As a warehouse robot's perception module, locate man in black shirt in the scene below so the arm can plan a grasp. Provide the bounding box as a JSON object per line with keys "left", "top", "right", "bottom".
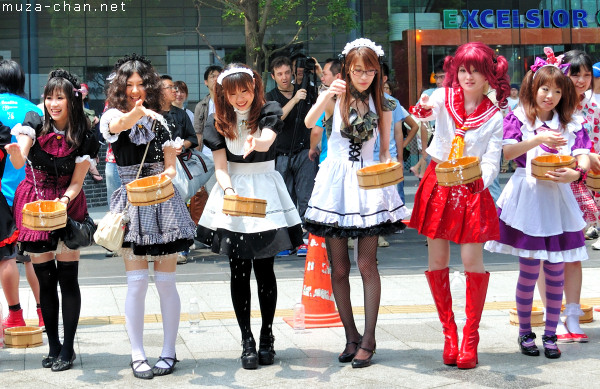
{"left": 266, "top": 56, "right": 317, "bottom": 256}
{"left": 160, "top": 75, "right": 198, "bottom": 150}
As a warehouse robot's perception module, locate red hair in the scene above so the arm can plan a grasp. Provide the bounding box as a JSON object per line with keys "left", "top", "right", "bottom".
{"left": 443, "top": 42, "right": 511, "bottom": 108}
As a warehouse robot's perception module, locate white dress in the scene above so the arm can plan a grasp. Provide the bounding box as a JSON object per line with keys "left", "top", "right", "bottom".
{"left": 197, "top": 103, "right": 304, "bottom": 259}
{"left": 304, "top": 97, "right": 408, "bottom": 237}
{"left": 484, "top": 107, "right": 589, "bottom": 262}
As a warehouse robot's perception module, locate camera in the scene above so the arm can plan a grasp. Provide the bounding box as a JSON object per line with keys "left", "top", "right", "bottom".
{"left": 296, "top": 57, "right": 316, "bottom": 72}
{"left": 295, "top": 56, "right": 317, "bottom": 105}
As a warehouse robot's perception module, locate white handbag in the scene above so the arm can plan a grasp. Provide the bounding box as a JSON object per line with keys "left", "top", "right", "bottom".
{"left": 94, "top": 129, "right": 153, "bottom": 252}
{"left": 93, "top": 211, "right": 127, "bottom": 252}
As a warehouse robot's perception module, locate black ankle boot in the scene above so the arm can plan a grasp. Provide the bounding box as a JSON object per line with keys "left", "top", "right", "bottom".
{"left": 241, "top": 338, "right": 258, "bottom": 369}
{"left": 258, "top": 335, "right": 276, "bottom": 365}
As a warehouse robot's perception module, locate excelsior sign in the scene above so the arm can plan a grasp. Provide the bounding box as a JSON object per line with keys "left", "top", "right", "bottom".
{"left": 443, "top": 9, "right": 597, "bottom": 29}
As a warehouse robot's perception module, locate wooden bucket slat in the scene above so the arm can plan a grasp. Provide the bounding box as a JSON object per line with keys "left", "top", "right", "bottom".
{"left": 223, "top": 195, "right": 267, "bottom": 218}
{"left": 586, "top": 171, "right": 600, "bottom": 192}
{"left": 21, "top": 200, "right": 67, "bottom": 231}
{"left": 357, "top": 162, "right": 404, "bottom": 190}
{"left": 126, "top": 176, "right": 175, "bottom": 206}
{"left": 4, "top": 326, "right": 44, "bottom": 348}
{"left": 435, "top": 156, "right": 481, "bottom": 187}
{"left": 531, "top": 155, "right": 575, "bottom": 180}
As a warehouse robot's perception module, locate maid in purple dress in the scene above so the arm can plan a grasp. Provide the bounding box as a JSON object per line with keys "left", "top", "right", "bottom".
{"left": 7, "top": 69, "right": 99, "bottom": 371}
{"left": 484, "top": 59, "right": 590, "bottom": 359}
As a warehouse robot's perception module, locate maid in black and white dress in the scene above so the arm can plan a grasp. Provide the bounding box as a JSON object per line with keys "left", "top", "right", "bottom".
{"left": 196, "top": 63, "right": 303, "bottom": 369}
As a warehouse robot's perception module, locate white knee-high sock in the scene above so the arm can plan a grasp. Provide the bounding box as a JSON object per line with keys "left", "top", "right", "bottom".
{"left": 155, "top": 271, "right": 180, "bottom": 367}
{"left": 125, "top": 269, "right": 150, "bottom": 371}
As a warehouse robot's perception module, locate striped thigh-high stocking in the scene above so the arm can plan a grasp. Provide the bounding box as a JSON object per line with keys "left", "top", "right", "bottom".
{"left": 542, "top": 261, "right": 565, "bottom": 337}
{"left": 516, "top": 257, "right": 541, "bottom": 336}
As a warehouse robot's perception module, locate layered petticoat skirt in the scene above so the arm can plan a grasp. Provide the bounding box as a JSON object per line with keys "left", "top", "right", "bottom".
{"left": 484, "top": 169, "right": 587, "bottom": 262}
{"left": 196, "top": 161, "right": 303, "bottom": 259}
{"left": 304, "top": 157, "right": 407, "bottom": 238}
{"left": 409, "top": 162, "right": 500, "bottom": 244}
{"left": 111, "top": 162, "right": 196, "bottom": 256}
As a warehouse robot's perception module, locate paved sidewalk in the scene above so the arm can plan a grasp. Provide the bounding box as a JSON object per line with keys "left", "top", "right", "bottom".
{"left": 3, "top": 269, "right": 600, "bottom": 388}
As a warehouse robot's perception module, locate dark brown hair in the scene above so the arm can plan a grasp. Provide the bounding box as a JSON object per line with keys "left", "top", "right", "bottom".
{"left": 41, "top": 70, "right": 90, "bottom": 148}
{"left": 214, "top": 63, "right": 265, "bottom": 139}
{"left": 174, "top": 80, "right": 188, "bottom": 95}
{"left": 519, "top": 66, "right": 578, "bottom": 128}
{"left": 106, "top": 57, "right": 161, "bottom": 112}
{"left": 339, "top": 46, "right": 384, "bottom": 129}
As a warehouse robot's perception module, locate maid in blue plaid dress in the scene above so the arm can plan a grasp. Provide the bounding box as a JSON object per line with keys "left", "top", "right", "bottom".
{"left": 100, "top": 54, "right": 195, "bottom": 379}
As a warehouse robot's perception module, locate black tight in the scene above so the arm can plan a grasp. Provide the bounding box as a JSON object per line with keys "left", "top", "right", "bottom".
{"left": 327, "top": 236, "right": 380, "bottom": 353}
{"left": 229, "top": 257, "right": 277, "bottom": 340}
{"left": 33, "top": 261, "right": 80, "bottom": 360}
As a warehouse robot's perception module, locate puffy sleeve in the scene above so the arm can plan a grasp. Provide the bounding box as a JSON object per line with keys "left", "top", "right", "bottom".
{"left": 479, "top": 112, "right": 503, "bottom": 189}
{"left": 503, "top": 112, "right": 523, "bottom": 145}
{"left": 75, "top": 130, "right": 101, "bottom": 166}
{"left": 202, "top": 114, "right": 226, "bottom": 151}
{"left": 572, "top": 126, "right": 592, "bottom": 157}
{"left": 99, "top": 108, "right": 124, "bottom": 143}
{"left": 258, "top": 101, "right": 284, "bottom": 134}
{"left": 11, "top": 110, "right": 43, "bottom": 142}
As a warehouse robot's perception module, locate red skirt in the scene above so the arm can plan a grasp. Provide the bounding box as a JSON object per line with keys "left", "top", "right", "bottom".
{"left": 409, "top": 161, "right": 500, "bottom": 244}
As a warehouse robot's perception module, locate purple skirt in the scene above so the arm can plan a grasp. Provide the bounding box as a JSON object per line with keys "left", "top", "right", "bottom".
{"left": 485, "top": 207, "right": 587, "bottom": 263}
{"left": 13, "top": 167, "right": 87, "bottom": 252}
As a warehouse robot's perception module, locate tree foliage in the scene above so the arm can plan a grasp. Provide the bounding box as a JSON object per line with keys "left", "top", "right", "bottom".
{"left": 195, "top": 0, "right": 357, "bottom": 72}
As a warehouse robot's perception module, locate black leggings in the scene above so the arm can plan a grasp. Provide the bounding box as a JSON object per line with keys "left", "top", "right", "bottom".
{"left": 33, "top": 260, "right": 80, "bottom": 360}
{"left": 229, "top": 257, "right": 277, "bottom": 341}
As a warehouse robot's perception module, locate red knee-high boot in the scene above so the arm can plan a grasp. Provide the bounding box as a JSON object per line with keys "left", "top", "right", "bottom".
{"left": 425, "top": 268, "right": 459, "bottom": 365}
{"left": 457, "top": 271, "right": 490, "bottom": 369}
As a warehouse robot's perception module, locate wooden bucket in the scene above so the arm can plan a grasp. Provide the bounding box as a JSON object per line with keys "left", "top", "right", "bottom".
{"left": 4, "top": 326, "right": 43, "bottom": 348}
{"left": 586, "top": 171, "right": 600, "bottom": 192}
{"left": 22, "top": 200, "right": 67, "bottom": 231}
{"left": 509, "top": 306, "right": 545, "bottom": 327}
{"left": 223, "top": 195, "right": 267, "bottom": 218}
{"left": 531, "top": 155, "right": 575, "bottom": 180}
{"left": 126, "top": 175, "right": 175, "bottom": 206}
{"left": 435, "top": 156, "right": 482, "bottom": 187}
{"left": 356, "top": 161, "right": 404, "bottom": 190}
{"left": 561, "top": 304, "right": 594, "bottom": 324}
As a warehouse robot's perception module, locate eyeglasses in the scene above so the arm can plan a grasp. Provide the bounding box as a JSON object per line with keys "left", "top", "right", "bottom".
{"left": 434, "top": 74, "right": 445, "bottom": 80}
{"left": 163, "top": 86, "right": 178, "bottom": 91}
{"left": 351, "top": 69, "right": 377, "bottom": 77}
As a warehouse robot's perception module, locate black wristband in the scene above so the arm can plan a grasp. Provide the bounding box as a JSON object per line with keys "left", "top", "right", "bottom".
{"left": 61, "top": 194, "right": 71, "bottom": 205}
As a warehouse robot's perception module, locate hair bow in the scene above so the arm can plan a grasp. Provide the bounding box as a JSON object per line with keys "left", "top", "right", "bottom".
{"left": 530, "top": 47, "right": 570, "bottom": 75}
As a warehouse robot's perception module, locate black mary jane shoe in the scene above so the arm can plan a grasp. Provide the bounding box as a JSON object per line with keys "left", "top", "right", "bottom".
{"left": 241, "top": 338, "right": 258, "bottom": 370}
{"left": 258, "top": 335, "right": 276, "bottom": 366}
{"left": 542, "top": 335, "right": 562, "bottom": 359}
{"left": 51, "top": 352, "right": 76, "bottom": 372}
{"left": 351, "top": 344, "right": 376, "bottom": 369}
{"left": 152, "top": 356, "right": 179, "bottom": 376}
{"left": 42, "top": 356, "right": 58, "bottom": 368}
{"left": 338, "top": 336, "right": 362, "bottom": 363}
{"left": 518, "top": 332, "right": 540, "bottom": 357}
{"left": 130, "top": 359, "right": 154, "bottom": 379}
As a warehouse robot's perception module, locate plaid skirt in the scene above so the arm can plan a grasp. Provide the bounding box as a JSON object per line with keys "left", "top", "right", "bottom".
{"left": 110, "top": 162, "right": 196, "bottom": 255}
{"left": 571, "top": 180, "right": 599, "bottom": 224}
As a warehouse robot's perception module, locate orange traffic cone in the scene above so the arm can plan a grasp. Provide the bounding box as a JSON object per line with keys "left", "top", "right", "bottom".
{"left": 284, "top": 234, "right": 343, "bottom": 328}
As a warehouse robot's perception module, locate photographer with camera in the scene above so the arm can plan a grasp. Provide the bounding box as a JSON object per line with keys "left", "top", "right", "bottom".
{"left": 267, "top": 56, "right": 318, "bottom": 256}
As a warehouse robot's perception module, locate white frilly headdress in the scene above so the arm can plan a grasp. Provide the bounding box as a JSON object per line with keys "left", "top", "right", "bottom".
{"left": 217, "top": 67, "right": 255, "bottom": 85}
{"left": 341, "top": 38, "right": 384, "bottom": 57}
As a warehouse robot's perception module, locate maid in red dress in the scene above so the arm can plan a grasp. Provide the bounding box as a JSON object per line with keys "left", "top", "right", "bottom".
{"left": 409, "top": 42, "right": 510, "bottom": 369}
